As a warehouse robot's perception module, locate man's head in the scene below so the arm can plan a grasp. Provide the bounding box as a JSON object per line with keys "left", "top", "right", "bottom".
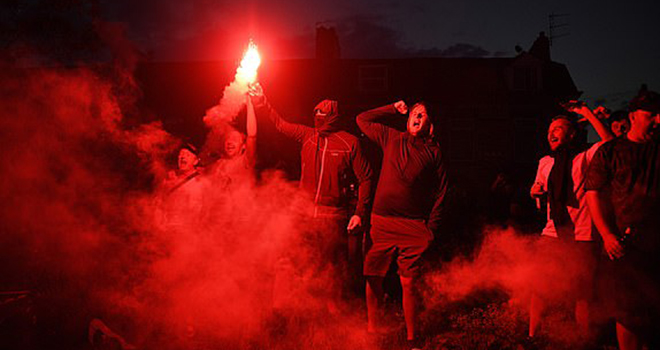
{"left": 178, "top": 146, "right": 199, "bottom": 172}
{"left": 314, "top": 99, "right": 339, "bottom": 132}
{"left": 547, "top": 115, "right": 577, "bottom": 151}
{"left": 628, "top": 89, "right": 660, "bottom": 141}
{"left": 609, "top": 110, "right": 631, "bottom": 137}
{"left": 224, "top": 129, "right": 246, "bottom": 158}
{"left": 407, "top": 102, "right": 434, "bottom": 137}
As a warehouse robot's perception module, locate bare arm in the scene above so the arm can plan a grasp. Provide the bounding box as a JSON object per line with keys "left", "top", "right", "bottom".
{"left": 245, "top": 96, "right": 257, "bottom": 168}
{"left": 571, "top": 105, "right": 614, "bottom": 142}
{"left": 586, "top": 190, "right": 624, "bottom": 259}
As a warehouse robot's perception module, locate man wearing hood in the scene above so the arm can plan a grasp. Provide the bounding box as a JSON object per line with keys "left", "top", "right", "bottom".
{"left": 357, "top": 100, "right": 448, "bottom": 349}
{"left": 249, "top": 83, "right": 373, "bottom": 302}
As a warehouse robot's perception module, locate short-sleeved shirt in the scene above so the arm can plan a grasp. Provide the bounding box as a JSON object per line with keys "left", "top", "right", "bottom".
{"left": 534, "top": 142, "right": 603, "bottom": 241}
{"left": 585, "top": 138, "right": 660, "bottom": 251}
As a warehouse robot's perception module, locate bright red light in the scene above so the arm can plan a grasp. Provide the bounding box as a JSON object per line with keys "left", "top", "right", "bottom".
{"left": 237, "top": 41, "right": 261, "bottom": 84}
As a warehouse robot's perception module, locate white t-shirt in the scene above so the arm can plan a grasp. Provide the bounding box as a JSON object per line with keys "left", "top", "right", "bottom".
{"left": 534, "top": 142, "right": 603, "bottom": 241}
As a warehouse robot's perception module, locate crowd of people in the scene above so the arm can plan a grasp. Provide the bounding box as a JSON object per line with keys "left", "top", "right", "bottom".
{"left": 157, "top": 82, "right": 660, "bottom": 350}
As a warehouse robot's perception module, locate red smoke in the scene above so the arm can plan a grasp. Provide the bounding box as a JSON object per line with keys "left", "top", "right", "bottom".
{"left": 0, "top": 58, "right": 370, "bottom": 349}
{"left": 203, "top": 41, "right": 261, "bottom": 129}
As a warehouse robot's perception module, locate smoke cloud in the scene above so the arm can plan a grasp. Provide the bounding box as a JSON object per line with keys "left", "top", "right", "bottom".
{"left": 421, "top": 226, "right": 605, "bottom": 348}
{"left": 0, "top": 51, "right": 370, "bottom": 349}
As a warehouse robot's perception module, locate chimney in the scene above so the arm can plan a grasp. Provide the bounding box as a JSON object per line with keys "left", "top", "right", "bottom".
{"left": 316, "top": 24, "right": 340, "bottom": 59}
{"left": 529, "top": 31, "right": 550, "bottom": 61}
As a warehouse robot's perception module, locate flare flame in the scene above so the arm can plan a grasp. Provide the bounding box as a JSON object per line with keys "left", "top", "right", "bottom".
{"left": 236, "top": 41, "right": 261, "bottom": 84}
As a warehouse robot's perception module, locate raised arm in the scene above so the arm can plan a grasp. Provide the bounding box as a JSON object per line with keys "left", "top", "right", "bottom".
{"left": 249, "top": 83, "right": 312, "bottom": 143}
{"left": 356, "top": 101, "right": 406, "bottom": 148}
{"left": 570, "top": 104, "right": 615, "bottom": 142}
{"left": 245, "top": 95, "right": 257, "bottom": 168}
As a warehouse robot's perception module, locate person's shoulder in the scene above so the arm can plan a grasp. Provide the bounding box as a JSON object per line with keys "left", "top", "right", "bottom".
{"left": 601, "top": 137, "right": 632, "bottom": 152}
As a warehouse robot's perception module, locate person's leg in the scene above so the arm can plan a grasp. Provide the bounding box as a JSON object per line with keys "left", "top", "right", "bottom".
{"left": 616, "top": 322, "right": 642, "bottom": 350}
{"left": 529, "top": 294, "right": 543, "bottom": 337}
{"left": 573, "top": 241, "right": 598, "bottom": 339}
{"left": 399, "top": 275, "right": 416, "bottom": 341}
{"left": 394, "top": 218, "right": 432, "bottom": 343}
{"left": 364, "top": 215, "right": 396, "bottom": 332}
{"left": 366, "top": 276, "right": 385, "bottom": 333}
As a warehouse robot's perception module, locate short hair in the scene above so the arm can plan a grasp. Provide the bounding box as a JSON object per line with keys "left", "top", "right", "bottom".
{"left": 410, "top": 101, "right": 440, "bottom": 121}
{"left": 181, "top": 143, "right": 198, "bottom": 155}
{"left": 551, "top": 114, "right": 578, "bottom": 131}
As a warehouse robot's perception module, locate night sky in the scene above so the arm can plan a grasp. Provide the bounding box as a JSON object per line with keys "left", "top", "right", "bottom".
{"left": 3, "top": 0, "right": 659, "bottom": 107}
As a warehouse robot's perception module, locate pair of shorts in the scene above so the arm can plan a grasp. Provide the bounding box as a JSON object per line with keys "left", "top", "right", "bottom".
{"left": 363, "top": 214, "right": 433, "bottom": 278}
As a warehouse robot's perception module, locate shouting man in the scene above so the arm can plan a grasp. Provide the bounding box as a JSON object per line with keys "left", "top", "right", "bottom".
{"left": 357, "top": 100, "right": 448, "bottom": 349}
{"left": 528, "top": 103, "right": 613, "bottom": 339}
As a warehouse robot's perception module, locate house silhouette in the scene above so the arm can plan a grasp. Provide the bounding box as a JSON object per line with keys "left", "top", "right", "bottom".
{"left": 136, "top": 32, "right": 580, "bottom": 195}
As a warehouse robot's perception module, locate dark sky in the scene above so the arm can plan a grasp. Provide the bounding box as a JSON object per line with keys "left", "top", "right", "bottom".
{"left": 5, "top": 0, "right": 659, "bottom": 108}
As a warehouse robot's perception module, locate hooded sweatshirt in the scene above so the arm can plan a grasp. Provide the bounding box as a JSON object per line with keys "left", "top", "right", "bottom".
{"left": 254, "top": 97, "right": 373, "bottom": 219}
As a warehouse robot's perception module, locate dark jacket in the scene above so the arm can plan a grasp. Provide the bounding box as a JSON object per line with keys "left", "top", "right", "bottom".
{"left": 357, "top": 104, "right": 448, "bottom": 234}
{"left": 254, "top": 98, "right": 373, "bottom": 219}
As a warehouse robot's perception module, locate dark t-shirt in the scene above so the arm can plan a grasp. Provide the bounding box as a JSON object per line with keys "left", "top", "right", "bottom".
{"left": 585, "top": 138, "right": 660, "bottom": 251}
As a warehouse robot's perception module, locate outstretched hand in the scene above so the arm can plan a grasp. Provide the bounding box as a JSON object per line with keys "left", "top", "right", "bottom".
{"left": 394, "top": 100, "right": 408, "bottom": 115}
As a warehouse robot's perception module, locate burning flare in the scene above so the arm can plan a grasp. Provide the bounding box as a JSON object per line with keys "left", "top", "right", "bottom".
{"left": 203, "top": 40, "right": 261, "bottom": 126}
{"left": 236, "top": 41, "right": 261, "bottom": 84}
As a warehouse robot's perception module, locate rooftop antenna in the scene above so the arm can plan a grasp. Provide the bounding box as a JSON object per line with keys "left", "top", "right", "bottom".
{"left": 548, "top": 13, "right": 570, "bottom": 46}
